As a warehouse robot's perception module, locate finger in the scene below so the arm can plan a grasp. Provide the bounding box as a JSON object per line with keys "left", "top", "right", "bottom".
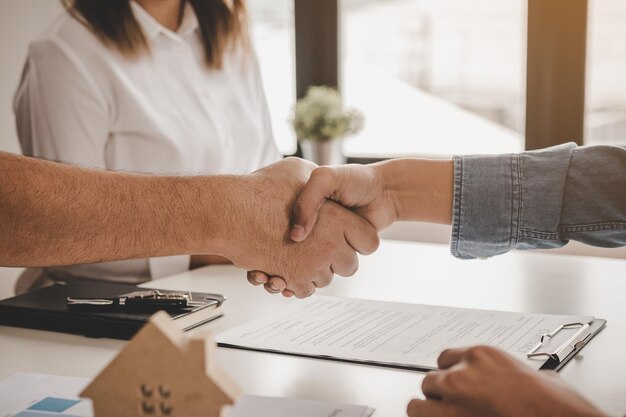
{"left": 421, "top": 371, "right": 446, "bottom": 400}
{"left": 264, "top": 282, "right": 281, "bottom": 294}
{"left": 465, "top": 345, "right": 512, "bottom": 366}
{"left": 342, "top": 212, "right": 380, "bottom": 256}
{"left": 247, "top": 271, "right": 268, "bottom": 286}
{"left": 438, "top": 347, "right": 470, "bottom": 369}
{"left": 313, "top": 268, "right": 335, "bottom": 287}
{"left": 284, "top": 266, "right": 331, "bottom": 298}
{"left": 247, "top": 273, "right": 261, "bottom": 287}
{"left": 330, "top": 250, "right": 359, "bottom": 278}
{"left": 267, "top": 276, "right": 287, "bottom": 292}
{"left": 295, "top": 287, "right": 316, "bottom": 299}
{"left": 406, "top": 398, "right": 447, "bottom": 417}
{"left": 287, "top": 278, "right": 318, "bottom": 299}
{"left": 281, "top": 273, "right": 317, "bottom": 298}
{"left": 282, "top": 289, "right": 295, "bottom": 298}
{"left": 291, "top": 167, "right": 337, "bottom": 242}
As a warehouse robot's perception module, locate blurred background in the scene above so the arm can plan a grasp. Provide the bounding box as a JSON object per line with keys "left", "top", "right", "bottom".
{"left": 3, "top": 0, "right": 625, "bottom": 157}
{"left": 248, "top": 0, "right": 626, "bottom": 157}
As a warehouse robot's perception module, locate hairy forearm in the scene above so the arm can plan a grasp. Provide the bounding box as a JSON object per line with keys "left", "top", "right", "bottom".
{"left": 0, "top": 152, "right": 241, "bottom": 267}
{"left": 375, "top": 158, "right": 454, "bottom": 225}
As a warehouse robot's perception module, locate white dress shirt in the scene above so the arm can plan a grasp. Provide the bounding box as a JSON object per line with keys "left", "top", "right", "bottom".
{"left": 14, "top": 2, "right": 280, "bottom": 283}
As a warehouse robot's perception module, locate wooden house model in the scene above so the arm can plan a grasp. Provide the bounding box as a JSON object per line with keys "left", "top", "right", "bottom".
{"left": 81, "top": 311, "right": 241, "bottom": 417}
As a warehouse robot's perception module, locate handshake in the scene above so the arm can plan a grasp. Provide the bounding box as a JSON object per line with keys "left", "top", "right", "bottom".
{"left": 218, "top": 157, "right": 453, "bottom": 298}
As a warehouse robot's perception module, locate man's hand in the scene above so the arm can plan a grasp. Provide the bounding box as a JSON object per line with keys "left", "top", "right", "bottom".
{"left": 224, "top": 158, "right": 379, "bottom": 298}
{"left": 407, "top": 346, "right": 607, "bottom": 417}
{"left": 248, "top": 162, "right": 395, "bottom": 296}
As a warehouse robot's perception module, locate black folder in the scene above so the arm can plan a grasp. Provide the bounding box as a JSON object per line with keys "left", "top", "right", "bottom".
{"left": 0, "top": 281, "right": 224, "bottom": 340}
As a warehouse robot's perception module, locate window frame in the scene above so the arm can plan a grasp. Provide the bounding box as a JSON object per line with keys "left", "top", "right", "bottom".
{"left": 293, "top": 0, "right": 588, "bottom": 154}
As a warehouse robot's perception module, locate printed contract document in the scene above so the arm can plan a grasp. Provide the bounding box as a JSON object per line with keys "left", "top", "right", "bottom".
{"left": 218, "top": 296, "right": 596, "bottom": 370}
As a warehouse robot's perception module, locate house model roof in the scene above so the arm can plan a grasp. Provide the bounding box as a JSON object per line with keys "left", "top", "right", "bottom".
{"left": 81, "top": 311, "right": 241, "bottom": 417}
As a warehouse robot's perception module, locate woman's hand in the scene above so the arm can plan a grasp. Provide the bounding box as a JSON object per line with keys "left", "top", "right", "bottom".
{"left": 290, "top": 163, "right": 399, "bottom": 242}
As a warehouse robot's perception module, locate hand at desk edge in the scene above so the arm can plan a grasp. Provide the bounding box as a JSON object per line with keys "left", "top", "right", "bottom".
{"left": 408, "top": 346, "right": 608, "bottom": 417}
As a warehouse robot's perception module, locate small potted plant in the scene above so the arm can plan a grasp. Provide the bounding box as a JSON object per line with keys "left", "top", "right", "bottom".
{"left": 291, "top": 86, "right": 364, "bottom": 165}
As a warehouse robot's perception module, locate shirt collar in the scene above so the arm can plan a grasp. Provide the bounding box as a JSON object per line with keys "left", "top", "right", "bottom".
{"left": 177, "top": 3, "right": 199, "bottom": 38}
{"left": 131, "top": 1, "right": 199, "bottom": 41}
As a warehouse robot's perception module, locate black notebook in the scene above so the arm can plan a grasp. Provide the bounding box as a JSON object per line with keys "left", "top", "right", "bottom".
{"left": 0, "top": 281, "right": 224, "bottom": 340}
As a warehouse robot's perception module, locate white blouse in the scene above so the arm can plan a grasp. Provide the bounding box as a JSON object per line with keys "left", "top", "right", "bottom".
{"left": 14, "top": 2, "right": 280, "bottom": 283}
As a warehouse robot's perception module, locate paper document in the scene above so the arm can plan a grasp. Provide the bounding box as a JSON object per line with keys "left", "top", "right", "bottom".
{"left": 0, "top": 373, "right": 374, "bottom": 417}
{"left": 230, "top": 395, "right": 374, "bottom": 417}
{"left": 0, "top": 373, "right": 92, "bottom": 417}
{"left": 218, "top": 296, "right": 594, "bottom": 370}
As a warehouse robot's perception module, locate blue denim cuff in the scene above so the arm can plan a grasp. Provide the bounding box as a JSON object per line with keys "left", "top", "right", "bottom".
{"left": 450, "top": 143, "right": 576, "bottom": 259}
{"left": 450, "top": 153, "right": 520, "bottom": 259}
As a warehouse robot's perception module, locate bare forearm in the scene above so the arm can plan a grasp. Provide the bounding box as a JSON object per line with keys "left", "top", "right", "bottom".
{"left": 375, "top": 158, "right": 454, "bottom": 225}
{"left": 0, "top": 153, "right": 239, "bottom": 267}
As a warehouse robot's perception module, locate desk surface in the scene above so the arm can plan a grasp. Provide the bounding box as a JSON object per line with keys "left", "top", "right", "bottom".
{"left": 1, "top": 241, "right": 625, "bottom": 416}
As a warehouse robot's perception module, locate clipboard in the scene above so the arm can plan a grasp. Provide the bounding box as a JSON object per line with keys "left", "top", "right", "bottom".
{"left": 530, "top": 318, "right": 606, "bottom": 371}
{"left": 216, "top": 296, "right": 607, "bottom": 373}
{"left": 218, "top": 320, "right": 606, "bottom": 372}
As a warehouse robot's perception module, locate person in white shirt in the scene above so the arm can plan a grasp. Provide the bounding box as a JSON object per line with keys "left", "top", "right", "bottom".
{"left": 14, "top": 0, "right": 280, "bottom": 285}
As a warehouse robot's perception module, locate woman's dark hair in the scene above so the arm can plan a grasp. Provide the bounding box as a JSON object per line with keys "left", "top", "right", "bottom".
{"left": 62, "top": 0, "right": 248, "bottom": 69}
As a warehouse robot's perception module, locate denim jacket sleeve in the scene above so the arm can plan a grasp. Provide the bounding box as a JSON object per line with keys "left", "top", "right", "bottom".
{"left": 451, "top": 143, "right": 626, "bottom": 259}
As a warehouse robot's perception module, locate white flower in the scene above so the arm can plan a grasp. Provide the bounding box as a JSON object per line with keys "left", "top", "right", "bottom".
{"left": 291, "top": 86, "right": 364, "bottom": 142}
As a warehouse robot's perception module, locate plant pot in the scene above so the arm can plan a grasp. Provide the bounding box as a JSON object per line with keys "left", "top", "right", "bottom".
{"left": 300, "top": 139, "right": 346, "bottom": 166}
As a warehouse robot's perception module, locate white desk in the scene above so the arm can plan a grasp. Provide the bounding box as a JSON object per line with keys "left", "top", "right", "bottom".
{"left": 1, "top": 241, "right": 625, "bottom": 416}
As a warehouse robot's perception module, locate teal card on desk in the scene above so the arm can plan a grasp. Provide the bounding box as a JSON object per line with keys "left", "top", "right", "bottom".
{"left": 15, "top": 397, "right": 83, "bottom": 417}
{"left": 27, "top": 397, "right": 80, "bottom": 412}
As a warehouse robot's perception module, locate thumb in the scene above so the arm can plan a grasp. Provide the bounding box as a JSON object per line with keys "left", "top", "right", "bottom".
{"left": 290, "top": 167, "right": 338, "bottom": 242}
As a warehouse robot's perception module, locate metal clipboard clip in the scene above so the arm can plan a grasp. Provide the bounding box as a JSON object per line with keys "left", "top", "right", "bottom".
{"left": 526, "top": 322, "right": 592, "bottom": 364}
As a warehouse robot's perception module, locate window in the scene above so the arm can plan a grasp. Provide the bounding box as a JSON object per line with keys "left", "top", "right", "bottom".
{"left": 341, "top": 0, "right": 525, "bottom": 158}
{"left": 585, "top": 0, "right": 626, "bottom": 146}
{"left": 248, "top": 0, "right": 298, "bottom": 155}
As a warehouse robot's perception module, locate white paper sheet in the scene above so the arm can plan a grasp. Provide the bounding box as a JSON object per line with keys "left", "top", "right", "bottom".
{"left": 0, "top": 373, "right": 374, "bottom": 417}
{"left": 218, "top": 296, "right": 594, "bottom": 370}
{"left": 0, "top": 373, "right": 92, "bottom": 417}
{"left": 230, "top": 395, "right": 374, "bottom": 417}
